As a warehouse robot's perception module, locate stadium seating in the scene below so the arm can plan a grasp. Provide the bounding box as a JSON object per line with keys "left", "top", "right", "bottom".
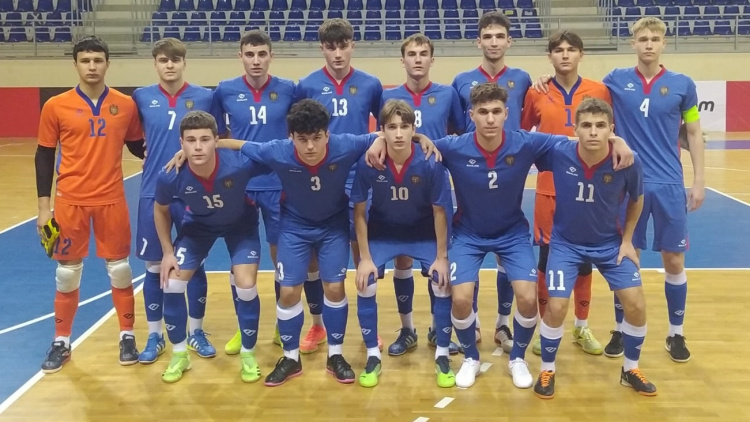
{"left": 609, "top": 1, "right": 750, "bottom": 37}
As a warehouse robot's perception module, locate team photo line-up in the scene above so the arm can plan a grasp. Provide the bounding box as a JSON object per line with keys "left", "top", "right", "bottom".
{"left": 33, "top": 10, "right": 704, "bottom": 400}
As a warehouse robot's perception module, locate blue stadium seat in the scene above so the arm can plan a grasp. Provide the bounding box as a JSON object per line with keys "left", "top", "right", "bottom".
{"left": 385, "top": 10, "right": 401, "bottom": 39}
{"left": 284, "top": 25, "right": 301, "bottom": 41}
{"left": 45, "top": 11, "right": 63, "bottom": 25}
{"left": 17, "top": 0, "right": 34, "bottom": 12}
{"left": 684, "top": 5, "right": 700, "bottom": 16}
{"left": 665, "top": 20, "right": 675, "bottom": 35}
{"left": 303, "top": 24, "right": 318, "bottom": 40}
{"left": 464, "top": 8, "right": 479, "bottom": 37}
{"left": 223, "top": 25, "right": 240, "bottom": 40}
{"left": 444, "top": 8, "right": 459, "bottom": 21}
{"left": 635, "top": 0, "right": 652, "bottom": 6}
{"left": 163, "top": 25, "right": 181, "bottom": 38}
{"left": 346, "top": 9, "right": 362, "bottom": 24}
{"left": 460, "top": 0, "right": 477, "bottom": 8}
{"left": 516, "top": 0, "right": 532, "bottom": 8}
{"left": 329, "top": 0, "right": 345, "bottom": 9}
{"left": 77, "top": 0, "right": 92, "bottom": 11}
{"left": 423, "top": 0, "right": 438, "bottom": 8}
{"left": 0, "top": 28, "right": 4, "bottom": 41}
{"left": 405, "top": 0, "right": 421, "bottom": 8}
{"left": 352, "top": 25, "right": 362, "bottom": 40}
{"left": 664, "top": 5, "right": 680, "bottom": 16}
{"left": 52, "top": 27, "right": 71, "bottom": 41}
{"left": 326, "top": 9, "right": 343, "bottom": 17}
{"left": 676, "top": 20, "right": 691, "bottom": 35}
{"left": 37, "top": 0, "right": 54, "bottom": 13}
{"left": 366, "top": 0, "right": 382, "bottom": 9}
{"left": 385, "top": 0, "right": 401, "bottom": 9}
{"left": 425, "top": 23, "right": 441, "bottom": 39}
{"left": 234, "top": 0, "right": 250, "bottom": 9}
{"left": 713, "top": 0, "right": 730, "bottom": 4}
{"left": 364, "top": 10, "right": 381, "bottom": 39}
{"left": 498, "top": 0, "right": 514, "bottom": 8}
{"left": 654, "top": 0, "right": 668, "bottom": 5}
{"left": 309, "top": 0, "right": 325, "bottom": 9}
{"left": 525, "top": 22, "right": 542, "bottom": 37}
{"left": 385, "top": 26, "right": 401, "bottom": 40}
{"left": 288, "top": 9, "right": 304, "bottom": 23}
{"left": 610, "top": 20, "right": 628, "bottom": 36}
{"left": 385, "top": 9, "right": 401, "bottom": 23}
{"left": 55, "top": 0, "right": 72, "bottom": 11}
{"left": 215, "top": 0, "right": 232, "bottom": 10}
{"left": 291, "top": 0, "right": 307, "bottom": 9}
{"left": 644, "top": 5, "right": 660, "bottom": 15}
{"left": 24, "top": 12, "right": 41, "bottom": 26}
{"left": 253, "top": 0, "right": 269, "bottom": 10}
{"left": 196, "top": 0, "right": 213, "bottom": 11}
{"left": 152, "top": 11, "right": 168, "bottom": 25}
{"left": 364, "top": 25, "right": 381, "bottom": 40}
{"left": 0, "top": 0, "right": 13, "bottom": 12}
{"left": 204, "top": 24, "right": 221, "bottom": 40}
{"left": 723, "top": 5, "right": 740, "bottom": 16}
{"left": 672, "top": 0, "right": 690, "bottom": 6}
{"left": 8, "top": 27, "right": 28, "bottom": 41}
{"left": 5, "top": 11, "right": 22, "bottom": 24}
{"left": 268, "top": 10, "right": 284, "bottom": 25}
{"left": 445, "top": 22, "right": 461, "bottom": 38}
{"left": 171, "top": 11, "right": 188, "bottom": 25}
{"left": 226, "top": 10, "right": 243, "bottom": 24}
{"left": 404, "top": 9, "right": 419, "bottom": 23}
{"left": 189, "top": 11, "right": 207, "bottom": 25}
{"left": 521, "top": 7, "right": 537, "bottom": 19}
{"left": 714, "top": 19, "right": 733, "bottom": 34}
{"left": 743, "top": 4, "right": 750, "bottom": 17}
{"left": 738, "top": 19, "right": 750, "bottom": 33}
{"left": 177, "top": 0, "right": 195, "bottom": 11}
{"left": 247, "top": 10, "right": 264, "bottom": 27}
{"left": 704, "top": 5, "right": 720, "bottom": 19}
{"left": 509, "top": 21, "right": 522, "bottom": 37}
{"left": 405, "top": 22, "right": 420, "bottom": 36}
{"left": 182, "top": 26, "right": 201, "bottom": 40}
{"left": 480, "top": 0, "right": 496, "bottom": 8}
{"left": 267, "top": 25, "right": 280, "bottom": 40}
{"left": 616, "top": 0, "right": 633, "bottom": 6}
{"left": 307, "top": 9, "right": 323, "bottom": 24}
{"left": 692, "top": 20, "right": 712, "bottom": 34}
{"left": 159, "top": 0, "right": 176, "bottom": 11}
{"left": 272, "top": 0, "right": 288, "bottom": 10}
{"left": 35, "top": 26, "right": 51, "bottom": 41}
{"left": 424, "top": 8, "right": 440, "bottom": 22}
{"left": 441, "top": 0, "right": 458, "bottom": 8}
{"left": 693, "top": 0, "right": 709, "bottom": 5}
{"left": 624, "top": 6, "right": 640, "bottom": 20}
{"left": 347, "top": 0, "right": 363, "bottom": 8}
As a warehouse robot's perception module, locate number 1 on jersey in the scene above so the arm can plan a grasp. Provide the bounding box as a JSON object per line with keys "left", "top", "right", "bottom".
{"left": 575, "top": 182, "right": 595, "bottom": 203}
{"left": 640, "top": 98, "right": 650, "bottom": 118}
{"left": 331, "top": 98, "right": 348, "bottom": 117}
{"left": 249, "top": 105, "right": 267, "bottom": 125}
{"left": 564, "top": 108, "right": 572, "bottom": 127}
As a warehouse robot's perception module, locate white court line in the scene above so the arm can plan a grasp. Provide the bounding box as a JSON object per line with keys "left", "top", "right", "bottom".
{"left": 0, "top": 281, "right": 145, "bottom": 415}
{"left": 705, "top": 166, "right": 750, "bottom": 173}
{"left": 708, "top": 187, "right": 750, "bottom": 208}
{"left": 0, "top": 275, "right": 145, "bottom": 336}
{"left": 479, "top": 362, "right": 492, "bottom": 373}
{"left": 413, "top": 417, "right": 429, "bottom": 422}
{"left": 492, "top": 348, "right": 504, "bottom": 357}
{"left": 433, "top": 397, "right": 454, "bottom": 409}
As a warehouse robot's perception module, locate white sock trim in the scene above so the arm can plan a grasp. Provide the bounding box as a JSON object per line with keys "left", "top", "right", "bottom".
{"left": 307, "top": 271, "right": 320, "bottom": 281}
{"left": 621, "top": 320, "right": 647, "bottom": 337}
{"left": 539, "top": 321, "right": 564, "bottom": 340}
{"left": 393, "top": 268, "right": 412, "bottom": 279}
{"left": 514, "top": 310, "right": 537, "bottom": 329}
{"left": 323, "top": 296, "right": 348, "bottom": 308}
{"left": 451, "top": 311, "right": 476, "bottom": 330}
{"left": 665, "top": 270, "right": 687, "bottom": 285}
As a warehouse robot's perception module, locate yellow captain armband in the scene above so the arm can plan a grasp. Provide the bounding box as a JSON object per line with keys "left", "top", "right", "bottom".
{"left": 682, "top": 106, "right": 700, "bottom": 123}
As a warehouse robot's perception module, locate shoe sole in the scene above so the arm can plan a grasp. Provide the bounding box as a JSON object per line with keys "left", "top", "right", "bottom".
{"left": 139, "top": 347, "right": 166, "bottom": 365}
{"left": 620, "top": 379, "right": 658, "bottom": 396}
{"left": 574, "top": 341, "right": 603, "bottom": 356}
{"left": 327, "top": 368, "right": 355, "bottom": 384}
{"left": 535, "top": 391, "right": 555, "bottom": 399}
{"left": 664, "top": 344, "right": 691, "bottom": 362}
{"left": 41, "top": 355, "right": 70, "bottom": 374}
{"left": 387, "top": 342, "right": 417, "bottom": 357}
{"left": 120, "top": 358, "right": 139, "bottom": 366}
{"left": 188, "top": 346, "right": 217, "bottom": 359}
{"left": 604, "top": 350, "right": 624, "bottom": 358}
{"left": 241, "top": 372, "right": 262, "bottom": 383}
{"left": 264, "top": 369, "right": 303, "bottom": 387}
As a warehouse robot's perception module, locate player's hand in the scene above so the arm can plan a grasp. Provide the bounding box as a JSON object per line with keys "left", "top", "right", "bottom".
{"left": 688, "top": 181, "right": 705, "bottom": 211}
{"left": 164, "top": 150, "right": 187, "bottom": 173}
{"left": 36, "top": 209, "right": 53, "bottom": 237}
{"left": 415, "top": 134, "right": 442, "bottom": 162}
{"left": 610, "top": 136, "right": 634, "bottom": 170}
{"left": 365, "top": 137, "right": 387, "bottom": 170}
{"left": 160, "top": 253, "right": 180, "bottom": 288}
{"left": 355, "top": 259, "right": 378, "bottom": 292}
{"left": 429, "top": 256, "right": 450, "bottom": 289}
{"left": 617, "top": 241, "right": 640, "bottom": 268}
{"left": 533, "top": 75, "right": 553, "bottom": 93}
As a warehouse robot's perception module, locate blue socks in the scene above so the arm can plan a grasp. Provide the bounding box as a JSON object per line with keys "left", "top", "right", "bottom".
{"left": 235, "top": 286, "right": 260, "bottom": 350}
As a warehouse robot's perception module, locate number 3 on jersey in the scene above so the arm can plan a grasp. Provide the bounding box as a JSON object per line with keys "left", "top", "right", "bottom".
{"left": 310, "top": 176, "right": 321, "bottom": 191}
{"left": 331, "top": 98, "right": 348, "bottom": 117}
{"left": 640, "top": 98, "right": 650, "bottom": 118}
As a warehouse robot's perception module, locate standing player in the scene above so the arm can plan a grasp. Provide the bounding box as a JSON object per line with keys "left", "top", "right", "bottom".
{"left": 601, "top": 17, "right": 705, "bottom": 362}
{"left": 532, "top": 98, "right": 656, "bottom": 398}
{"left": 133, "top": 38, "right": 224, "bottom": 364}
{"left": 213, "top": 30, "right": 296, "bottom": 354}
{"left": 352, "top": 100, "right": 453, "bottom": 388}
{"left": 379, "top": 33, "right": 464, "bottom": 356}
{"left": 451, "top": 11, "right": 533, "bottom": 350}
{"left": 520, "top": 30, "right": 610, "bottom": 356}
{"left": 35, "top": 36, "right": 143, "bottom": 373}
{"left": 155, "top": 111, "right": 269, "bottom": 383}
{"left": 294, "top": 18, "right": 383, "bottom": 353}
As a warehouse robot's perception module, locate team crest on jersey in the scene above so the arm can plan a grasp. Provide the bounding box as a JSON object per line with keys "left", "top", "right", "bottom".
{"left": 505, "top": 155, "right": 515, "bottom": 166}
{"left": 109, "top": 104, "right": 119, "bottom": 115}
{"left": 428, "top": 96, "right": 436, "bottom": 105}
{"left": 224, "top": 179, "right": 233, "bottom": 188}
{"left": 269, "top": 92, "right": 278, "bottom": 101}
{"left": 411, "top": 176, "right": 421, "bottom": 184}
{"left": 349, "top": 86, "right": 358, "bottom": 95}
{"left": 660, "top": 87, "right": 669, "bottom": 96}
{"left": 185, "top": 100, "right": 194, "bottom": 110}
{"left": 329, "top": 164, "right": 337, "bottom": 171}
{"left": 603, "top": 174, "right": 613, "bottom": 184}
{"left": 507, "top": 80, "right": 515, "bottom": 89}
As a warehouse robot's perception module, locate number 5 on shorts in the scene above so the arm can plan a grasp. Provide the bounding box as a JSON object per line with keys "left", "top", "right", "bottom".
{"left": 175, "top": 247, "right": 186, "bottom": 265}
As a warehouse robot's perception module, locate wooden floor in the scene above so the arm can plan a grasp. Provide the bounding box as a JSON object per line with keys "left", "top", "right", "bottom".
{"left": 1, "top": 134, "right": 749, "bottom": 422}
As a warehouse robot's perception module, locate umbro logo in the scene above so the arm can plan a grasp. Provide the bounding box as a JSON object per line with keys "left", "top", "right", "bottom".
{"left": 309, "top": 303, "right": 319, "bottom": 309}
{"left": 376, "top": 175, "right": 388, "bottom": 183}
{"left": 566, "top": 166, "right": 579, "bottom": 177}
{"left": 340, "top": 268, "right": 347, "bottom": 275}
{"left": 243, "top": 329, "right": 257, "bottom": 336}
{"left": 460, "top": 343, "right": 472, "bottom": 349}
{"left": 545, "top": 347, "right": 557, "bottom": 353}
{"left": 615, "top": 303, "right": 624, "bottom": 310}
{"left": 198, "top": 297, "right": 207, "bottom": 304}
{"left": 237, "top": 93, "right": 247, "bottom": 102}
{"left": 281, "top": 335, "right": 293, "bottom": 342}
{"left": 149, "top": 99, "right": 160, "bottom": 108}
{"left": 466, "top": 158, "right": 479, "bottom": 168}
{"left": 502, "top": 302, "right": 512, "bottom": 309}
{"left": 579, "top": 301, "right": 590, "bottom": 307}
{"left": 322, "top": 87, "right": 332, "bottom": 95}
{"left": 674, "top": 310, "right": 685, "bottom": 316}
{"left": 517, "top": 342, "right": 528, "bottom": 348}
{"left": 165, "top": 324, "right": 176, "bottom": 331}
{"left": 625, "top": 83, "right": 636, "bottom": 91}
{"left": 397, "top": 295, "right": 409, "bottom": 302}
{"left": 361, "top": 328, "right": 371, "bottom": 335}
{"left": 148, "top": 303, "right": 160, "bottom": 311}
{"left": 442, "top": 327, "right": 452, "bottom": 334}
{"left": 636, "top": 344, "right": 643, "bottom": 350}
{"left": 331, "top": 333, "right": 344, "bottom": 340}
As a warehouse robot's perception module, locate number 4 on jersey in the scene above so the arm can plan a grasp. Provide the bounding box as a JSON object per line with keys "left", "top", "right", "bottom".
{"left": 640, "top": 98, "right": 650, "bottom": 118}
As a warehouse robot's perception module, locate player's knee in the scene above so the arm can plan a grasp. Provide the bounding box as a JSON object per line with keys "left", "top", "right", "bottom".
{"left": 452, "top": 293, "right": 473, "bottom": 316}
{"left": 538, "top": 244, "right": 549, "bottom": 272}
{"left": 430, "top": 282, "right": 451, "bottom": 298}
{"left": 106, "top": 258, "right": 133, "bottom": 289}
{"left": 55, "top": 262, "right": 83, "bottom": 293}
{"left": 358, "top": 282, "right": 377, "bottom": 298}
{"left": 546, "top": 298, "right": 568, "bottom": 322}
{"left": 662, "top": 252, "right": 685, "bottom": 274}
{"left": 323, "top": 282, "right": 346, "bottom": 302}
{"left": 394, "top": 256, "right": 413, "bottom": 270}
{"left": 163, "top": 280, "right": 188, "bottom": 294}
{"left": 514, "top": 288, "right": 538, "bottom": 315}
{"left": 145, "top": 261, "right": 160, "bottom": 274}
{"left": 578, "top": 262, "right": 593, "bottom": 276}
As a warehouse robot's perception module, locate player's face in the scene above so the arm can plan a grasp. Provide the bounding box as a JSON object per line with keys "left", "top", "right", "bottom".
{"left": 382, "top": 115, "right": 415, "bottom": 154}
{"left": 631, "top": 29, "right": 666, "bottom": 64}
{"left": 574, "top": 113, "right": 614, "bottom": 153}
{"left": 74, "top": 51, "right": 109, "bottom": 85}
{"left": 469, "top": 100, "right": 507, "bottom": 139}
{"left": 240, "top": 44, "right": 273, "bottom": 78}
{"left": 401, "top": 42, "right": 433, "bottom": 79}
{"left": 181, "top": 129, "right": 218, "bottom": 166}
{"left": 292, "top": 130, "right": 329, "bottom": 164}
{"left": 548, "top": 41, "right": 582, "bottom": 75}
{"left": 477, "top": 25, "right": 511, "bottom": 62}
{"left": 154, "top": 54, "right": 185, "bottom": 83}
{"left": 321, "top": 41, "right": 354, "bottom": 72}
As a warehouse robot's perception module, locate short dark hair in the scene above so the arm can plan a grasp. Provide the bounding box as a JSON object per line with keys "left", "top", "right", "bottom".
{"left": 478, "top": 11, "right": 511, "bottom": 34}
{"left": 152, "top": 37, "right": 186, "bottom": 60}
{"left": 547, "top": 30, "right": 584, "bottom": 52}
{"left": 470, "top": 83, "right": 508, "bottom": 108}
{"left": 73, "top": 36, "right": 109, "bottom": 62}
{"left": 287, "top": 99, "right": 330, "bottom": 135}
{"left": 319, "top": 18, "right": 354, "bottom": 46}
{"left": 575, "top": 98, "right": 614, "bottom": 124}
{"left": 180, "top": 110, "right": 218, "bottom": 137}
{"left": 400, "top": 33, "right": 434, "bottom": 57}
{"left": 240, "top": 29, "right": 272, "bottom": 51}
{"left": 380, "top": 99, "right": 416, "bottom": 127}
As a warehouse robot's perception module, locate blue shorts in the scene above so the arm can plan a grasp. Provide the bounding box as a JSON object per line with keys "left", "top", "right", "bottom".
{"left": 173, "top": 215, "right": 261, "bottom": 272}
{"left": 634, "top": 183, "right": 688, "bottom": 253}
{"left": 450, "top": 230, "right": 538, "bottom": 285}
{"left": 247, "top": 189, "right": 281, "bottom": 245}
{"left": 371, "top": 239, "right": 437, "bottom": 285}
{"left": 136, "top": 197, "right": 187, "bottom": 262}
{"left": 276, "top": 216, "right": 350, "bottom": 287}
{"left": 546, "top": 241, "right": 642, "bottom": 298}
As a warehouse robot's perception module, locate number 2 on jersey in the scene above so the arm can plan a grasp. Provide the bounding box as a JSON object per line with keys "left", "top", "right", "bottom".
{"left": 488, "top": 171, "right": 498, "bottom": 189}
{"left": 639, "top": 98, "right": 650, "bottom": 118}
{"left": 88, "top": 118, "right": 106, "bottom": 137}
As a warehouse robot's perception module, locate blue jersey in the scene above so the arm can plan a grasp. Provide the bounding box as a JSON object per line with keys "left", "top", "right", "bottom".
{"left": 154, "top": 149, "right": 268, "bottom": 228}
{"left": 537, "top": 140, "right": 644, "bottom": 248}
{"left": 451, "top": 66, "right": 532, "bottom": 132}
{"left": 133, "top": 83, "right": 224, "bottom": 198}
{"left": 351, "top": 145, "right": 451, "bottom": 241}
{"left": 214, "top": 75, "right": 296, "bottom": 191}
{"left": 603, "top": 66, "right": 698, "bottom": 185}
{"left": 380, "top": 82, "right": 465, "bottom": 139}
{"left": 240, "top": 133, "right": 376, "bottom": 226}
{"left": 295, "top": 67, "right": 383, "bottom": 135}
{"left": 435, "top": 130, "right": 567, "bottom": 238}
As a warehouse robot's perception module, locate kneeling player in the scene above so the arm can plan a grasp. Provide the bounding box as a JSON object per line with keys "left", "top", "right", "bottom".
{"left": 155, "top": 111, "right": 269, "bottom": 383}
{"left": 532, "top": 98, "right": 656, "bottom": 399}
{"left": 353, "top": 100, "right": 453, "bottom": 388}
